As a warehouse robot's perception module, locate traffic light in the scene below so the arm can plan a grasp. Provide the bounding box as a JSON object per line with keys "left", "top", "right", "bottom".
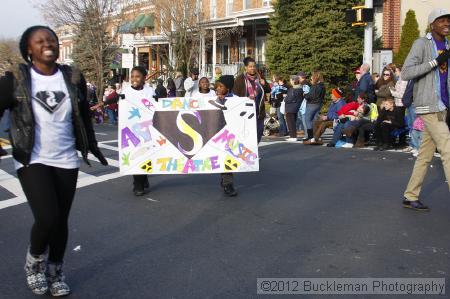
{"left": 346, "top": 6, "right": 374, "bottom": 27}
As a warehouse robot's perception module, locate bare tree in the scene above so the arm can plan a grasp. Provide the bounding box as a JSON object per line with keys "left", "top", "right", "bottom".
{"left": 35, "top": 0, "right": 134, "bottom": 97}
{"left": 149, "top": 0, "right": 203, "bottom": 76}
{"left": 0, "top": 39, "right": 22, "bottom": 75}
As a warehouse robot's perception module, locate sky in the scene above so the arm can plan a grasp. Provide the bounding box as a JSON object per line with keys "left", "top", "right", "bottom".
{"left": 0, "top": 0, "right": 46, "bottom": 39}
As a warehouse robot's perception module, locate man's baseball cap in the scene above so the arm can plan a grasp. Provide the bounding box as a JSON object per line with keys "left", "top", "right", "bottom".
{"left": 428, "top": 8, "right": 450, "bottom": 25}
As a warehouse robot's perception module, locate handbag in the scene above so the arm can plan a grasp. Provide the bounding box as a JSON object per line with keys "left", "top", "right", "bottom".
{"left": 280, "top": 100, "right": 286, "bottom": 114}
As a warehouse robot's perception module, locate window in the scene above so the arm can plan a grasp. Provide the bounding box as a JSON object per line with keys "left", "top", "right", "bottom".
{"left": 226, "top": 0, "right": 233, "bottom": 16}
{"left": 219, "top": 43, "right": 230, "bottom": 64}
{"left": 210, "top": 0, "right": 217, "bottom": 19}
{"left": 239, "top": 39, "right": 246, "bottom": 62}
{"left": 255, "top": 38, "right": 266, "bottom": 64}
{"left": 243, "top": 0, "right": 251, "bottom": 10}
{"left": 262, "top": 0, "right": 271, "bottom": 7}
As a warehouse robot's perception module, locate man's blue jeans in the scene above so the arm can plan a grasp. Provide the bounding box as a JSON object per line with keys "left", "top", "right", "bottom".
{"left": 106, "top": 107, "right": 117, "bottom": 125}
{"left": 277, "top": 107, "right": 287, "bottom": 135}
{"left": 331, "top": 120, "right": 359, "bottom": 144}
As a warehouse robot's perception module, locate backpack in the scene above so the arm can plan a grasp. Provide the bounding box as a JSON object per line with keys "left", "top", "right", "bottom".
{"left": 401, "top": 80, "right": 414, "bottom": 108}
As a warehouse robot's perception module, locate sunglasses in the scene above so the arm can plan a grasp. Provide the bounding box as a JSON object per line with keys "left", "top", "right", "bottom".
{"left": 383, "top": 73, "right": 391, "bottom": 76}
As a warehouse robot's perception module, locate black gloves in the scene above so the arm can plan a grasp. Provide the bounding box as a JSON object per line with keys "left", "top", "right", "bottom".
{"left": 436, "top": 49, "right": 450, "bottom": 66}
{"left": 89, "top": 143, "right": 108, "bottom": 166}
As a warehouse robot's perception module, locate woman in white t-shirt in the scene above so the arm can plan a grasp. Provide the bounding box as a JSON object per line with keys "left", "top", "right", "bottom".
{"left": 122, "top": 66, "right": 155, "bottom": 196}
{"left": 0, "top": 26, "right": 108, "bottom": 297}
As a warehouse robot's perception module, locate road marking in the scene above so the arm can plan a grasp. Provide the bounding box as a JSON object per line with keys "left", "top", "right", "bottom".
{"left": 98, "top": 139, "right": 118, "bottom": 144}
{"left": 0, "top": 169, "right": 24, "bottom": 197}
{"left": 95, "top": 132, "right": 108, "bottom": 136}
{"left": 98, "top": 143, "right": 119, "bottom": 151}
{"left": 146, "top": 197, "right": 159, "bottom": 202}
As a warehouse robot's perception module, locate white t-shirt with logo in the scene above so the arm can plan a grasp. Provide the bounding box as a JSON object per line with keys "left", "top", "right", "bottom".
{"left": 14, "top": 69, "right": 79, "bottom": 170}
{"left": 122, "top": 85, "right": 155, "bottom": 102}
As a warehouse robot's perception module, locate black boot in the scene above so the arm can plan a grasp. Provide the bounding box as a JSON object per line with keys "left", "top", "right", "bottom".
{"left": 223, "top": 184, "right": 238, "bottom": 197}
{"left": 303, "top": 129, "right": 313, "bottom": 141}
{"left": 24, "top": 249, "right": 48, "bottom": 295}
{"left": 46, "top": 262, "right": 70, "bottom": 297}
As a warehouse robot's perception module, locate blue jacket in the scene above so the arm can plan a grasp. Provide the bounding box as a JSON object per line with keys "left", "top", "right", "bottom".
{"left": 355, "top": 73, "right": 375, "bottom": 102}
{"left": 326, "top": 98, "right": 346, "bottom": 120}
{"left": 284, "top": 87, "right": 303, "bottom": 114}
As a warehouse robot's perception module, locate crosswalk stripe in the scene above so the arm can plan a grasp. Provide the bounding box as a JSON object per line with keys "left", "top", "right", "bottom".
{"left": 0, "top": 169, "right": 24, "bottom": 197}
{"left": 98, "top": 143, "right": 119, "bottom": 151}
{"left": 0, "top": 196, "right": 27, "bottom": 210}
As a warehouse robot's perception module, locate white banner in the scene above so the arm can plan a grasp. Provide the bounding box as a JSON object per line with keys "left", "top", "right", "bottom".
{"left": 118, "top": 96, "right": 259, "bottom": 175}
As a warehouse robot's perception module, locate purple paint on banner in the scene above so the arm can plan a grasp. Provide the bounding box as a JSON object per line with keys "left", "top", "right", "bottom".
{"left": 121, "top": 127, "right": 140, "bottom": 148}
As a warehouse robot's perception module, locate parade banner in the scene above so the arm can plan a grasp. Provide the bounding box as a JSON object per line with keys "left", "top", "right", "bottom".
{"left": 119, "top": 96, "right": 259, "bottom": 175}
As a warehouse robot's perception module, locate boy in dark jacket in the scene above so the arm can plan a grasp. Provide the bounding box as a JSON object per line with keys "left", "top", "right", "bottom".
{"left": 374, "top": 98, "right": 405, "bottom": 151}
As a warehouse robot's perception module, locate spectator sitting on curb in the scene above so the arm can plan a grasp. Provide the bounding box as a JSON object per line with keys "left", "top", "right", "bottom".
{"left": 327, "top": 93, "right": 367, "bottom": 147}
{"left": 373, "top": 97, "right": 405, "bottom": 151}
{"left": 304, "top": 88, "right": 345, "bottom": 145}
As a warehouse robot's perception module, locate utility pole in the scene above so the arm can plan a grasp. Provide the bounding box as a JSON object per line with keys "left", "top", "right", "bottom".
{"left": 364, "top": 0, "right": 373, "bottom": 71}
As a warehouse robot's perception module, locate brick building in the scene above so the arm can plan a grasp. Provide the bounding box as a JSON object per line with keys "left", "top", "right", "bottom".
{"left": 199, "top": 0, "right": 273, "bottom": 75}
{"left": 55, "top": 25, "right": 75, "bottom": 65}
{"left": 376, "top": 0, "right": 450, "bottom": 52}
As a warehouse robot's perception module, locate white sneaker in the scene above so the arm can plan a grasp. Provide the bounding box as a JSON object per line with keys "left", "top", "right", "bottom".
{"left": 402, "top": 146, "right": 413, "bottom": 153}
{"left": 341, "top": 142, "right": 354, "bottom": 148}
{"left": 411, "top": 149, "right": 419, "bottom": 157}
{"left": 286, "top": 138, "right": 298, "bottom": 142}
{"left": 309, "top": 138, "right": 315, "bottom": 143}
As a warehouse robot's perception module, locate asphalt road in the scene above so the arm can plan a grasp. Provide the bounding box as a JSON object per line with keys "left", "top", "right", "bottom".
{"left": 0, "top": 123, "right": 449, "bottom": 299}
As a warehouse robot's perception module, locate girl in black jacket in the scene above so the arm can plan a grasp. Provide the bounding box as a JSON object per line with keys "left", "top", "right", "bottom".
{"left": 284, "top": 76, "right": 303, "bottom": 141}
{"left": 0, "top": 26, "right": 107, "bottom": 297}
{"left": 303, "top": 71, "right": 326, "bottom": 141}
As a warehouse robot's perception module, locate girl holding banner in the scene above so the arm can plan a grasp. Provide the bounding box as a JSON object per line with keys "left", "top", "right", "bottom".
{"left": 122, "top": 66, "right": 155, "bottom": 196}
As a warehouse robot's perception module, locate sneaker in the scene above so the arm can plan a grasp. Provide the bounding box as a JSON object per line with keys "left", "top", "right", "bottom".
{"left": 411, "top": 149, "right": 419, "bottom": 157}
{"left": 24, "top": 250, "right": 48, "bottom": 295}
{"left": 373, "top": 145, "right": 383, "bottom": 151}
{"left": 402, "top": 146, "right": 413, "bottom": 153}
{"left": 326, "top": 143, "right": 335, "bottom": 148}
{"left": 46, "top": 262, "right": 71, "bottom": 297}
{"left": 133, "top": 188, "right": 146, "bottom": 196}
{"left": 341, "top": 142, "right": 354, "bottom": 148}
{"left": 223, "top": 184, "right": 237, "bottom": 197}
{"left": 286, "top": 137, "right": 298, "bottom": 142}
{"left": 402, "top": 199, "right": 429, "bottom": 211}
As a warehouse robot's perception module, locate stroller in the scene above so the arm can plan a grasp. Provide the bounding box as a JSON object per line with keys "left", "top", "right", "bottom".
{"left": 263, "top": 108, "right": 280, "bottom": 137}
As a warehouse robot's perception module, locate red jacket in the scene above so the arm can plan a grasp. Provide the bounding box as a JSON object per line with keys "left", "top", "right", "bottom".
{"left": 338, "top": 102, "right": 360, "bottom": 117}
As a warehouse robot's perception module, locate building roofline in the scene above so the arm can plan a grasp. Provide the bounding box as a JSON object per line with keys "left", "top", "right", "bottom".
{"left": 202, "top": 7, "right": 273, "bottom": 29}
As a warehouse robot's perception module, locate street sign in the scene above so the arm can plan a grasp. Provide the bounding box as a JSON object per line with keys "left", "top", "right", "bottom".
{"left": 121, "top": 34, "right": 134, "bottom": 48}
{"left": 122, "top": 53, "right": 134, "bottom": 69}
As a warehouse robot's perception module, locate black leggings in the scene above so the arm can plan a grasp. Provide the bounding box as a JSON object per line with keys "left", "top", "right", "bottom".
{"left": 17, "top": 164, "right": 78, "bottom": 263}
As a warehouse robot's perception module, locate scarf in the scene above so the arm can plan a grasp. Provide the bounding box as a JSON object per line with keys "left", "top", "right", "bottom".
{"left": 244, "top": 73, "right": 259, "bottom": 100}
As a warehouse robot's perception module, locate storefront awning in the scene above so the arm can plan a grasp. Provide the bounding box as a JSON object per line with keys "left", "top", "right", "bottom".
{"left": 132, "top": 14, "right": 154, "bottom": 29}
{"left": 118, "top": 21, "right": 133, "bottom": 33}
